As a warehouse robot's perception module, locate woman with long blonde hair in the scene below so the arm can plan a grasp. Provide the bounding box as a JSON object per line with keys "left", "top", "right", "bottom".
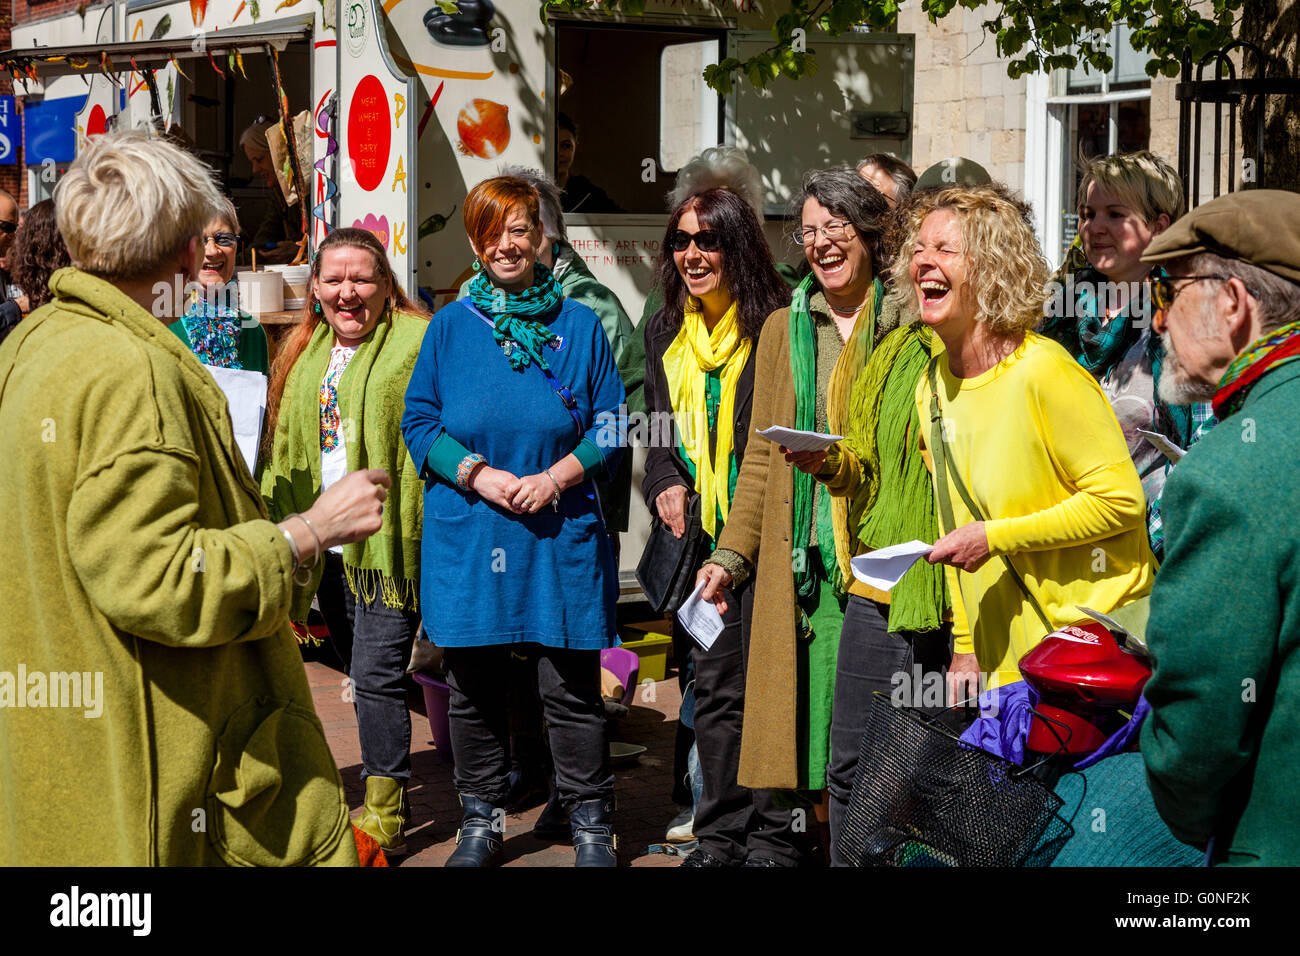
{"left": 904, "top": 187, "right": 1156, "bottom": 700}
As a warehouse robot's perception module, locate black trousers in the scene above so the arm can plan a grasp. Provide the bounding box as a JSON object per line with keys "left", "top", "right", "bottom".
{"left": 701, "top": 582, "right": 821, "bottom": 866}
{"left": 445, "top": 644, "right": 613, "bottom": 811}
{"left": 826, "top": 595, "right": 951, "bottom": 866}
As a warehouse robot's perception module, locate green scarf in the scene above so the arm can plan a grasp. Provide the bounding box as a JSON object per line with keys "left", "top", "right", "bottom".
{"left": 260, "top": 312, "right": 427, "bottom": 623}
{"left": 845, "top": 324, "right": 948, "bottom": 632}
{"left": 466, "top": 261, "right": 565, "bottom": 371}
{"left": 789, "top": 273, "right": 882, "bottom": 600}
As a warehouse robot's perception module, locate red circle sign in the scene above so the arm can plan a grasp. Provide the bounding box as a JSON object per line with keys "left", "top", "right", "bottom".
{"left": 87, "top": 104, "right": 107, "bottom": 137}
{"left": 347, "top": 75, "right": 391, "bottom": 193}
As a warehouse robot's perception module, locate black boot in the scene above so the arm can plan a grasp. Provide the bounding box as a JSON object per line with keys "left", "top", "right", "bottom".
{"left": 570, "top": 796, "right": 617, "bottom": 867}
{"left": 532, "top": 787, "right": 570, "bottom": 840}
{"left": 445, "top": 794, "right": 503, "bottom": 867}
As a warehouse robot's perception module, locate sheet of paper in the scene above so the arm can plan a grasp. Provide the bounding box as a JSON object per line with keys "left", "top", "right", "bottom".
{"left": 849, "top": 540, "right": 935, "bottom": 592}
{"left": 676, "top": 579, "right": 725, "bottom": 651}
{"left": 756, "top": 425, "right": 844, "bottom": 453}
{"left": 1136, "top": 428, "right": 1186, "bottom": 464}
{"left": 206, "top": 366, "right": 268, "bottom": 475}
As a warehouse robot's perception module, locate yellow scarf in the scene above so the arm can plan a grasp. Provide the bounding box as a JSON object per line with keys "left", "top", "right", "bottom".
{"left": 661, "top": 298, "right": 752, "bottom": 539}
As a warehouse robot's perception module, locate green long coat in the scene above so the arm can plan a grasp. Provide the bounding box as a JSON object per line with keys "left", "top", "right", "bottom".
{"left": 1141, "top": 361, "right": 1300, "bottom": 866}
{"left": 0, "top": 269, "right": 356, "bottom": 866}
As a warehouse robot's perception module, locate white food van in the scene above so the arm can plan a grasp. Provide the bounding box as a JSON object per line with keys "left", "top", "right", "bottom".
{"left": 5, "top": 0, "right": 914, "bottom": 585}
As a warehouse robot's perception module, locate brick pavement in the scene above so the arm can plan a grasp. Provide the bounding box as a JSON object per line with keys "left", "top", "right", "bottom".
{"left": 307, "top": 660, "right": 686, "bottom": 867}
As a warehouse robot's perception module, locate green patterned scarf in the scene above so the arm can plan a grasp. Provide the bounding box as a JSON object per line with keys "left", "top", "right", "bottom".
{"left": 260, "top": 312, "right": 426, "bottom": 623}
{"left": 467, "top": 261, "right": 565, "bottom": 371}
{"left": 845, "top": 324, "right": 947, "bottom": 631}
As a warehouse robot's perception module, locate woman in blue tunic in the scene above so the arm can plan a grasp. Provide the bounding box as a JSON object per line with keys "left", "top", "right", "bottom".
{"left": 402, "top": 176, "right": 625, "bottom": 867}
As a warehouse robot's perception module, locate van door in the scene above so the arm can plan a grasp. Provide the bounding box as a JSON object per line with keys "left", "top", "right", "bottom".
{"left": 335, "top": 0, "right": 419, "bottom": 294}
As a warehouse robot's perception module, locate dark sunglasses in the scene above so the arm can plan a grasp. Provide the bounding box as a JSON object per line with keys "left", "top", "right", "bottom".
{"left": 203, "top": 232, "right": 240, "bottom": 248}
{"left": 1148, "top": 273, "right": 1258, "bottom": 312}
{"left": 0, "top": 220, "right": 16, "bottom": 234}
{"left": 670, "top": 229, "right": 721, "bottom": 253}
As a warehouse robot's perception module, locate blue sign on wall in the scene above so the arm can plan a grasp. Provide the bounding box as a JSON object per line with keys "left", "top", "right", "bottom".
{"left": 23, "top": 94, "right": 89, "bottom": 166}
{"left": 0, "top": 96, "right": 15, "bottom": 165}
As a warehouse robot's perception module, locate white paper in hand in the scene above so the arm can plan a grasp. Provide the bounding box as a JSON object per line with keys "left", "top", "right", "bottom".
{"left": 205, "top": 365, "right": 268, "bottom": 475}
{"left": 756, "top": 425, "right": 843, "bottom": 453}
{"left": 849, "top": 540, "right": 935, "bottom": 592}
{"left": 676, "top": 579, "right": 725, "bottom": 651}
{"left": 1136, "top": 428, "right": 1186, "bottom": 463}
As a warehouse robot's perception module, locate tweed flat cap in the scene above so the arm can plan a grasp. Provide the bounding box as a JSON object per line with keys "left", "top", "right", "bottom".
{"left": 1141, "top": 189, "right": 1300, "bottom": 282}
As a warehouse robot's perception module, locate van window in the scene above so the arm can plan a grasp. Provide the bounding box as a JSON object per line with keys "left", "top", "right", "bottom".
{"left": 555, "top": 22, "right": 725, "bottom": 215}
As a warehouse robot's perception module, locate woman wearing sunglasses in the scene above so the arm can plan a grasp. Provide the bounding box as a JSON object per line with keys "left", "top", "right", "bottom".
{"left": 641, "top": 185, "right": 790, "bottom": 867}
{"left": 696, "top": 166, "right": 898, "bottom": 865}
{"left": 167, "top": 198, "right": 270, "bottom": 375}
{"left": 1040, "top": 151, "right": 1214, "bottom": 559}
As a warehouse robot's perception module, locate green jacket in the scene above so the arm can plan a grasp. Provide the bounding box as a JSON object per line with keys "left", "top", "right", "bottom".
{"left": 0, "top": 268, "right": 356, "bottom": 866}
{"left": 1141, "top": 361, "right": 1300, "bottom": 867}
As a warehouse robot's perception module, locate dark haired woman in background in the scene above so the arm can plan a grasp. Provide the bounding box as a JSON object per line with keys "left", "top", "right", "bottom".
{"left": 641, "top": 186, "right": 791, "bottom": 866}
{"left": 2, "top": 198, "right": 71, "bottom": 344}
{"left": 698, "top": 166, "right": 898, "bottom": 865}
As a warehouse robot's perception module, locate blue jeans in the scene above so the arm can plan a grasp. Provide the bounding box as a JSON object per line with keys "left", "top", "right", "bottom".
{"left": 317, "top": 551, "right": 419, "bottom": 781}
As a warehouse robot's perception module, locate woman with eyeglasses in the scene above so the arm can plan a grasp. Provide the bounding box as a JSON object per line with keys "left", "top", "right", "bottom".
{"left": 694, "top": 166, "right": 899, "bottom": 866}
{"left": 167, "top": 198, "right": 269, "bottom": 375}
{"left": 1040, "top": 151, "right": 1215, "bottom": 560}
{"left": 641, "top": 186, "right": 790, "bottom": 867}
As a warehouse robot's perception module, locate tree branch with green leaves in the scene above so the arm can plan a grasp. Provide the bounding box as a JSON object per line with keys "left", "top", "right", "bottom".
{"left": 537, "top": 0, "right": 1244, "bottom": 91}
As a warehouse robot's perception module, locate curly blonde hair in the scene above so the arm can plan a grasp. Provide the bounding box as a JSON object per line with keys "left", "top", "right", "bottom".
{"left": 888, "top": 186, "right": 1050, "bottom": 336}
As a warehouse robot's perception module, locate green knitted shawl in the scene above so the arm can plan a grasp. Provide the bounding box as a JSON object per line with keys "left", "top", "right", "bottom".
{"left": 845, "top": 323, "right": 948, "bottom": 631}
{"left": 260, "top": 311, "right": 427, "bottom": 623}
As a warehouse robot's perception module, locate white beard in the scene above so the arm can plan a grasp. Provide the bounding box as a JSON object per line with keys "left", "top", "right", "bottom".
{"left": 1158, "top": 329, "right": 1218, "bottom": 405}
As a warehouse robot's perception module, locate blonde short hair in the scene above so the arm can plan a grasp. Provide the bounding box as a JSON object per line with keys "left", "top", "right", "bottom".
{"left": 56, "top": 129, "right": 225, "bottom": 281}
{"left": 888, "top": 186, "right": 1051, "bottom": 336}
{"left": 1077, "top": 150, "right": 1185, "bottom": 225}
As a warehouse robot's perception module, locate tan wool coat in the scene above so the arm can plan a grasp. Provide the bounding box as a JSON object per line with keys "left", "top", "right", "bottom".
{"left": 713, "top": 306, "right": 818, "bottom": 790}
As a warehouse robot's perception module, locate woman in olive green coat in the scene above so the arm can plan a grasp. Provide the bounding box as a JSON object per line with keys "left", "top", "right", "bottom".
{"left": 0, "top": 130, "right": 385, "bottom": 866}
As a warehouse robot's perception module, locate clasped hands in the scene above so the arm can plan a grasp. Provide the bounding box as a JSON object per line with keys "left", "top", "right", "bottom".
{"left": 468, "top": 463, "right": 558, "bottom": 514}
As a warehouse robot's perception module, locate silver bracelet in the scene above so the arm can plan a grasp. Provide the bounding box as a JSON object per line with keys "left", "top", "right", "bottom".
{"left": 545, "top": 468, "right": 562, "bottom": 512}
{"left": 280, "top": 527, "right": 301, "bottom": 567}
{"left": 286, "top": 513, "right": 322, "bottom": 585}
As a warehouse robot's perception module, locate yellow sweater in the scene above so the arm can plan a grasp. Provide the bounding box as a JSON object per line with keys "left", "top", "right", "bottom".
{"left": 914, "top": 332, "right": 1155, "bottom": 688}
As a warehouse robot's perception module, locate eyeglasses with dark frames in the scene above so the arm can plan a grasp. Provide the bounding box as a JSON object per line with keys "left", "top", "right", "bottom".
{"left": 1148, "top": 273, "right": 1259, "bottom": 312}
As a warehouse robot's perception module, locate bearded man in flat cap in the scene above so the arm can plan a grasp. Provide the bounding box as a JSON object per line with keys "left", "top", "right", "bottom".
{"left": 1138, "top": 188, "right": 1300, "bottom": 866}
